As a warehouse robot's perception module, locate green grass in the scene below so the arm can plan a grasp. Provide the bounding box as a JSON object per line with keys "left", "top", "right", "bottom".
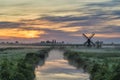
{"left": 0, "top": 47, "right": 51, "bottom": 80}
{"left": 0, "top": 48, "right": 41, "bottom": 62}
{"left": 64, "top": 48, "right": 120, "bottom": 80}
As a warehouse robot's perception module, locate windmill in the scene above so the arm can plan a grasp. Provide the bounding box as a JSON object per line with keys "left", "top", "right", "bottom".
{"left": 83, "top": 33, "right": 95, "bottom": 47}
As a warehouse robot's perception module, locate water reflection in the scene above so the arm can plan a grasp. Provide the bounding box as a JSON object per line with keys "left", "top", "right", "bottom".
{"left": 35, "top": 49, "right": 89, "bottom": 80}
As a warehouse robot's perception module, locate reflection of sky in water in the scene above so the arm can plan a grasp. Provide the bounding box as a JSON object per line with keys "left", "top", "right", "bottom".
{"left": 35, "top": 50, "right": 89, "bottom": 80}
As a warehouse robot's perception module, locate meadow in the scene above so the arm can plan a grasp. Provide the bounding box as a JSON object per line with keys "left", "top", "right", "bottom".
{"left": 0, "top": 45, "right": 51, "bottom": 80}
{"left": 0, "top": 44, "right": 120, "bottom": 80}
{"left": 64, "top": 48, "right": 120, "bottom": 80}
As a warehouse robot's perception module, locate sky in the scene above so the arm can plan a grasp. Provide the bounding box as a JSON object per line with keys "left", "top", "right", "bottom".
{"left": 0, "top": 0, "right": 120, "bottom": 43}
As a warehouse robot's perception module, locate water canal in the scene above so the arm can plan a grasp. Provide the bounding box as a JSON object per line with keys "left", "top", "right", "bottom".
{"left": 35, "top": 49, "right": 89, "bottom": 80}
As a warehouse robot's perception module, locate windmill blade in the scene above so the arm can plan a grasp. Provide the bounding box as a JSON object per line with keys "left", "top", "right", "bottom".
{"left": 90, "top": 41, "right": 95, "bottom": 46}
{"left": 89, "top": 33, "right": 95, "bottom": 39}
{"left": 83, "top": 33, "right": 89, "bottom": 39}
{"left": 83, "top": 40, "right": 88, "bottom": 45}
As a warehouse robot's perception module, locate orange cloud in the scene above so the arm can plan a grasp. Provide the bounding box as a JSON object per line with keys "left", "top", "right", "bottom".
{"left": 95, "top": 33, "right": 120, "bottom": 38}
{"left": 72, "top": 33, "right": 120, "bottom": 38}
{"left": 55, "top": 27, "right": 82, "bottom": 32}
{"left": 0, "top": 29, "right": 45, "bottom": 39}
{"left": 20, "top": 19, "right": 77, "bottom": 33}
{"left": 105, "top": 20, "right": 120, "bottom": 26}
{"left": 22, "top": 19, "right": 69, "bottom": 29}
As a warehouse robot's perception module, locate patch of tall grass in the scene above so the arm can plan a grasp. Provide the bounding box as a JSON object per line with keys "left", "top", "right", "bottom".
{"left": 64, "top": 50, "right": 120, "bottom": 80}
{"left": 0, "top": 48, "right": 51, "bottom": 80}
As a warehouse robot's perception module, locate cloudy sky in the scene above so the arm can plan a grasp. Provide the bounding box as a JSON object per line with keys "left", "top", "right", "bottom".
{"left": 0, "top": 0, "right": 120, "bottom": 43}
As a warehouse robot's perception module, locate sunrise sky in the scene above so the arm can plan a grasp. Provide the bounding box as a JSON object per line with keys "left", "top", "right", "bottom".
{"left": 0, "top": 0, "right": 120, "bottom": 43}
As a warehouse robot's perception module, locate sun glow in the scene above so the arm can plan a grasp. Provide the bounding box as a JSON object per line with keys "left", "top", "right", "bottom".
{"left": 0, "top": 29, "right": 45, "bottom": 39}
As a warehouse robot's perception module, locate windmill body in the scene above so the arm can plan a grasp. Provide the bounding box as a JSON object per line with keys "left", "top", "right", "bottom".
{"left": 83, "top": 33, "right": 95, "bottom": 47}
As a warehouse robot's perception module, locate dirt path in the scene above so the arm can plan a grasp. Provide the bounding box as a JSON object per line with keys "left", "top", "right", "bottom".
{"left": 35, "top": 49, "right": 89, "bottom": 80}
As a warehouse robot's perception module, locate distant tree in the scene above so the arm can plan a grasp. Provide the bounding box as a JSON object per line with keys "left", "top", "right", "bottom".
{"left": 62, "top": 41, "right": 64, "bottom": 44}
{"left": 1, "top": 42, "right": 5, "bottom": 44}
{"left": 15, "top": 41, "right": 19, "bottom": 44}
{"left": 6, "top": 42, "right": 9, "bottom": 44}
{"left": 41, "top": 41, "right": 45, "bottom": 43}
{"left": 46, "top": 40, "right": 51, "bottom": 43}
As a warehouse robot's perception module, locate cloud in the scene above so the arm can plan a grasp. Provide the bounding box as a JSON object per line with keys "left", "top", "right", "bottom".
{"left": 39, "top": 16, "right": 90, "bottom": 23}
{"left": 20, "top": 14, "right": 120, "bottom": 40}
{"left": 0, "top": 28, "right": 45, "bottom": 39}
{"left": 83, "top": 0, "right": 120, "bottom": 20}
{"left": 112, "top": 10, "right": 120, "bottom": 17}
{"left": 87, "top": 0, "right": 120, "bottom": 7}
{"left": 0, "top": 7, "right": 120, "bottom": 42}
{"left": 55, "top": 27, "right": 81, "bottom": 32}
{"left": 0, "top": 21, "right": 24, "bottom": 29}
{"left": 99, "top": 25, "right": 120, "bottom": 33}
{"left": 38, "top": 29, "right": 81, "bottom": 43}
{"left": 0, "top": 21, "right": 46, "bottom": 39}
{"left": 38, "top": 11, "right": 116, "bottom": 27}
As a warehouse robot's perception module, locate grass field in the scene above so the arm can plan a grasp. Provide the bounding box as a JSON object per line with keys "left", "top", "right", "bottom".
{"left": 0, "top": 45, "right": 120, "bottom": 80}
{"left": 64, "top": 48, "right": 120, "bottom": 80}
{"left": 0, "top": 45, "right": 51, "bottom": 80}
{"left": 0, "top": 48, "right": 40, "bottom": 61}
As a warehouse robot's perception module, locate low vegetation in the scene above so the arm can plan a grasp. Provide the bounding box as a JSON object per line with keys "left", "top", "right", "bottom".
{"left": 64, "top": 49, "right": 120, "bottom": 80}
{"left": 0, "top": 47, "right": 51, "bottom": 80}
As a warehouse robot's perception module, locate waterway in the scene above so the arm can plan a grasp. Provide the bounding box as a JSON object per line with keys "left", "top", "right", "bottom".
{"left": 35, "top": 49, "right": 89, "bottom": 80}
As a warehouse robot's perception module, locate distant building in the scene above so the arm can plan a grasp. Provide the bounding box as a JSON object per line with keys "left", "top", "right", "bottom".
{"left": 40, "top": 40, "right": 65, "bottom": 44}
{"left": 95, "top": 40, "right": 103, "bottom": 48}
